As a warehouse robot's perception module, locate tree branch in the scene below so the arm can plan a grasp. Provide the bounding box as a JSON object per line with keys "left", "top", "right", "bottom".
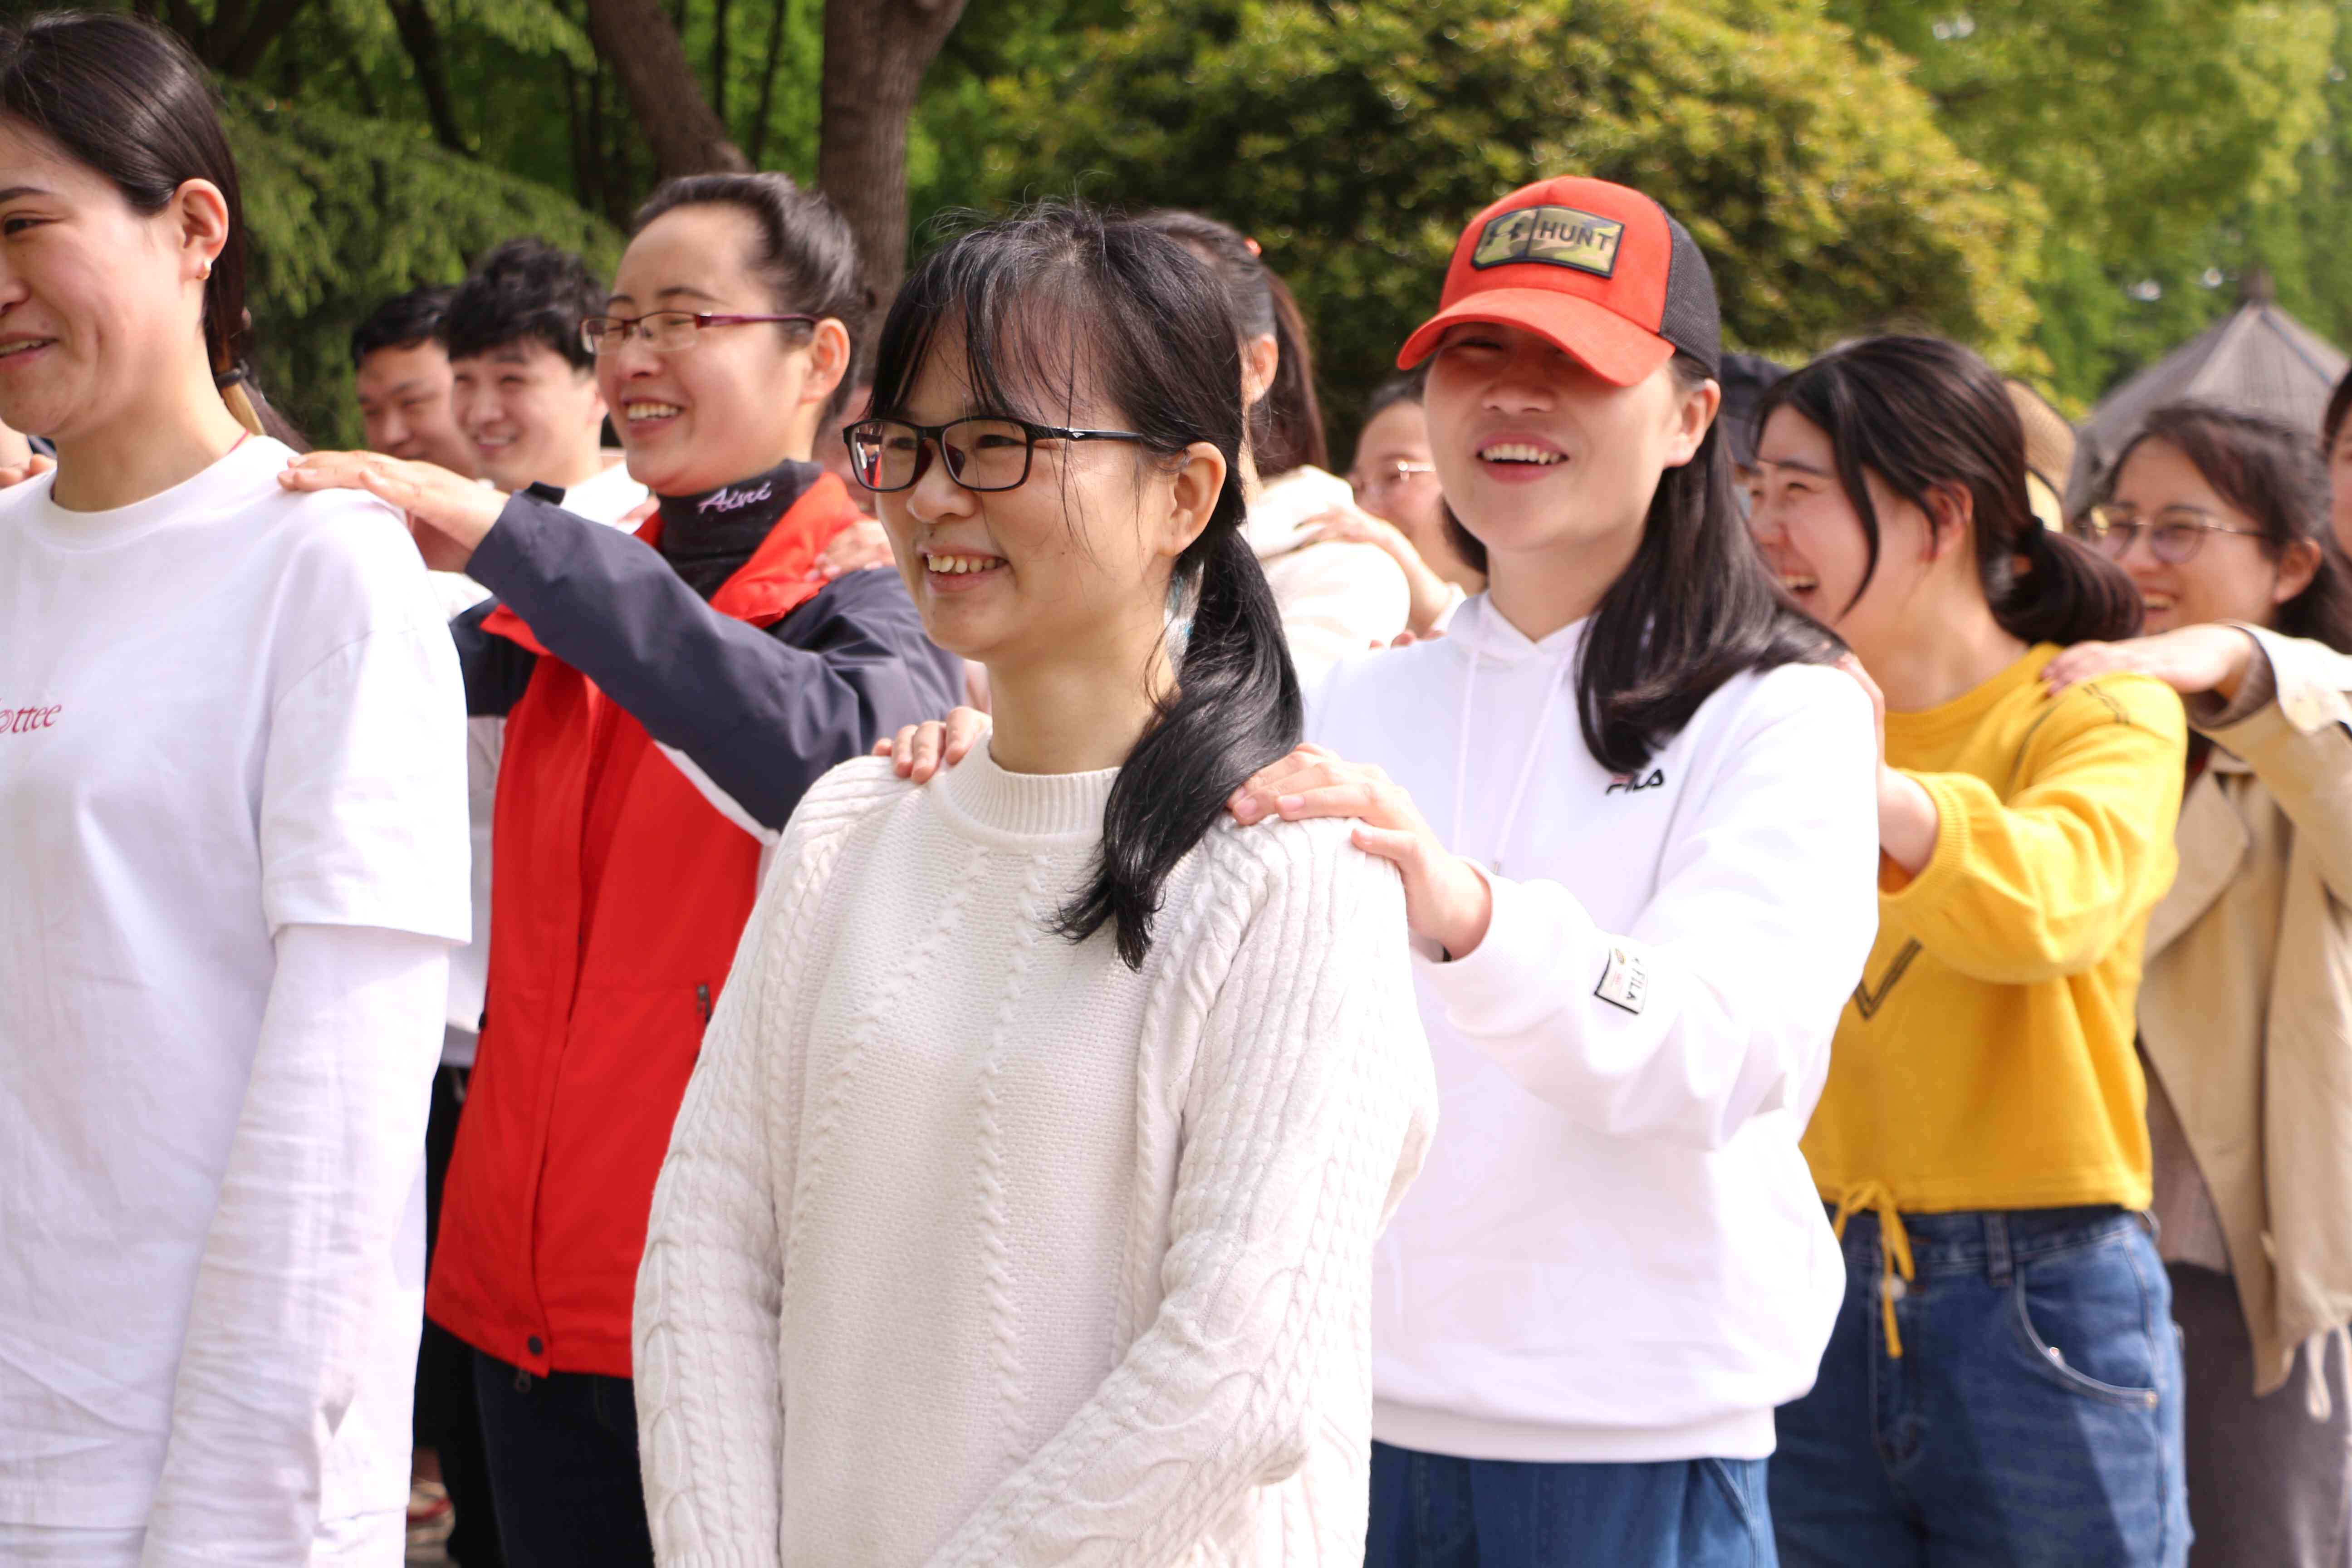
{"left": 582, "top": 0, "right": 750, "bottom": 177}
{"left": 385, "top": 0, "right": 468, "bottom": 153}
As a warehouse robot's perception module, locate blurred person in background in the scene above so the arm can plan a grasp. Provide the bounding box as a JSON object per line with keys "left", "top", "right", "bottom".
{"left": 353, "top": 284, "right": 477, "bottom": 477}
{"left": 281, "top": 170, "right": 960, "bottom": 1568}
{"left": 2048, "top": 403, "right": 2352, "bottom": 1568}
{"left": 2009, "top": 377, "right": 2078, "bottom": 530}
{"left": 1139, "top": 210, "right": 1411, "bottom": 681}
{"left": 1751, "top": 336, "right": 2189, "bottom": 1568}
{"left": 2323, "top": 364, "right": 2352, "bottom": 558}
{"left": 1313, "top": 368, "right": 1483, "bottom": 639}
{"left": 446, "top": 237, "right": 644, "bottom": 525}
{"left": 1718, "top": 349, "right": 1786, "bottom": 511}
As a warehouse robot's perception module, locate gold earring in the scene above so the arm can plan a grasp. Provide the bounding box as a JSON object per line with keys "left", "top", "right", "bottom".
{"left": 198, "top": 260, "right": 212, "bottom": 281}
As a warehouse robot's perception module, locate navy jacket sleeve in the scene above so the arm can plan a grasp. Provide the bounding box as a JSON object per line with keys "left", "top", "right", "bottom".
{"left": 465, "top": 489, "right": 962, "bottom": 830}
{"left": 450, "top": 598, "right": 540, "bottom": 718}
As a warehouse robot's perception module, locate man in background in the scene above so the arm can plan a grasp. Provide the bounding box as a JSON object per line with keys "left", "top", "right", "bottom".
{"left": 445, "top": 239, "right": 645, "bottom": 525}
{"left": 353, "top": 286, "right": 479, "bottom": 476}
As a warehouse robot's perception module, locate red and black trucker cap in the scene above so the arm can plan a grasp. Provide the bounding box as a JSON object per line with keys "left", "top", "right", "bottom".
{"left": 1398, "top": 176, "right": 1722, "bottom": 386}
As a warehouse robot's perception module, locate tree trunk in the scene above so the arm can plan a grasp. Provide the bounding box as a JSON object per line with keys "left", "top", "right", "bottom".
{"left": 747, "top": 0, "right": 792, "bottom": 167}
{"left": 387, "top": 0, "right": 468, "bottom": 154}
{"left": 816, "top": 0, "right": 969, "bottom": 311}
{"left": 581, "top": 0, "right": 750, "bottom": 177}
{"left": 710, "top": 0, "right": 731, "bottom": 125}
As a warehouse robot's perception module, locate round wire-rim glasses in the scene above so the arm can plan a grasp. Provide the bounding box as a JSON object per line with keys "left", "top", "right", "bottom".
{"left": 579, "top": 310, "right": 818, "bottom": 356}
{"left": 845, "top": 416, "right": 1151, "bottom": 494}
{"left": 2070, "top": 505, "right": 2268, "bottom": 565}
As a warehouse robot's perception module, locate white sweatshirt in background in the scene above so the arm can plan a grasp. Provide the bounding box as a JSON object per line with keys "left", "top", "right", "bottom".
{"left": 1310, "top": 596, "right": 1881, "bottom": 1464}
{"left": 1245, "top": 466, "right": 1411, "bottom": 687}
{"left": 634, "top": 750, "right": 1438, "bottom": 1565}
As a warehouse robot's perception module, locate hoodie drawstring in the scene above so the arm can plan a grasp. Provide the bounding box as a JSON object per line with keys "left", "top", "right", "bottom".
{"left": 1450, "top": 610, "right": 1578, "bottom": 875}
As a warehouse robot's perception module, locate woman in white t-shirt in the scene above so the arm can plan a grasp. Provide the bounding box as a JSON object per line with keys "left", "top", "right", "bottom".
{"left": 0, "top": 15, "right": 468, "bottom": 1566}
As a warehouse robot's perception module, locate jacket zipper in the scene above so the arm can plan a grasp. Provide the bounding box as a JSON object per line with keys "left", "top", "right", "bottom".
{"left": 696, "top": 983, "right": 712, "bottom": 1028}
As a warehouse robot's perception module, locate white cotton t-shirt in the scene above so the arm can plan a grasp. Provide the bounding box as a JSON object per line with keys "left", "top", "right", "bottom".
{"left": 0, "top": 437, "right": 470, "bottom": 1526}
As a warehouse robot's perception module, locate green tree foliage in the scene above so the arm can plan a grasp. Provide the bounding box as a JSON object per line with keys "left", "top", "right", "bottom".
{"left": 224, "top": 84, "right": 621, "bottom": 446}
{"left": 1826, "top": 0, "right": 2337, "bottom": 402}
{"left": 916, "top": 0, "right": 2044, "bottom": 438}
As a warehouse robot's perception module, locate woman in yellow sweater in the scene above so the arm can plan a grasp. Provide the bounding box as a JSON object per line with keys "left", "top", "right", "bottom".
{"left": 1746, "top": 336, "right": 2191, "bottom": 1566}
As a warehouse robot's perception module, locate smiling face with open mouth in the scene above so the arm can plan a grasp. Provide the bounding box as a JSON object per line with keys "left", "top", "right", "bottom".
{"left": 872, "top": 322, "right": 1205, "bottom": 689}
{"left": 0, "top": 122, "right": 206, "bottom": 447}
{"left": 1747, "top": 405, "right": 1943, "bottom": 663}
{"left": 598, "top": 203, "right": 843, "bottom": 497}
{"left": 1421, "top": 321, "right": 1711, "bottom": 598}
{"left": 450, "top": 338, "right": 607, "bottom": 493}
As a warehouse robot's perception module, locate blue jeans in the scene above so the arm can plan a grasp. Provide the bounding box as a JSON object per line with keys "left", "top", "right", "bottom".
{"left": 1771, "top": 1205, "right": 2189, "bottom": 1567}
{"left": 1370, "top": 1440, "right": 1779, "bottom": 1567}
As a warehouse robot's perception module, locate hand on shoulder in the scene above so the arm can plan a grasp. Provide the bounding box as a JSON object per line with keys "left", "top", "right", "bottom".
{"left": 278, "top": 451, "right": 505, "bottom": 575}
{"left": 2041, "top": 624, "right": 2259, "bottom": 703}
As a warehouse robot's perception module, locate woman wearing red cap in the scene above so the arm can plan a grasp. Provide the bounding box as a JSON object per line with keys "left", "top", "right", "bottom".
{"left": 884, "top": 175, "right": 1880, "bottom": 1563}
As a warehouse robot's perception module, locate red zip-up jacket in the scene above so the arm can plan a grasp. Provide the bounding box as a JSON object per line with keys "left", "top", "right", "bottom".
{"left": 425, "top": 471, "right": 959, "bottom": 1377}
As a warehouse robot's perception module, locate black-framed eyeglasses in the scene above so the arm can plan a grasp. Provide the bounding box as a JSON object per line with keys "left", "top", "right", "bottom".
{"left": 580, "top": 310, "right": 818, "bottom": 356}
{"left": 844, "top": 416, "right": 1152, "bottom": 493}
{"left": 2071, "top": 504, "right": 2268, "bottom": 565}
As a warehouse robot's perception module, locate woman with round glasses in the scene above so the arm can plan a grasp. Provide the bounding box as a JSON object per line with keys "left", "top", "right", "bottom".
{"left": 1325, "top": 370, "right": 1485, "bottom": 637}
{"left": 2043, "top": 403, "right": 2352, "bottom": 1568}
{"left": 283, "top": 171, "right": 960, "bottom": 1568}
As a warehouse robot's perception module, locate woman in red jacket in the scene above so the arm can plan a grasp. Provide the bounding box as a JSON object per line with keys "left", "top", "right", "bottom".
{"left": 284, "top": 173, "right": 959, "bottom": 1568}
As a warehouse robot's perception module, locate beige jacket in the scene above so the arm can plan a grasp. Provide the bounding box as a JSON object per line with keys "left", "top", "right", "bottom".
{"left": 2140, "top": 626, "right": 2352, "bottom": 1395}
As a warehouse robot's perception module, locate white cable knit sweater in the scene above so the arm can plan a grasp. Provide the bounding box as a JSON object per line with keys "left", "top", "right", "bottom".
{"left": 633, "top": 748, "right": 1438, "bottom": 1568}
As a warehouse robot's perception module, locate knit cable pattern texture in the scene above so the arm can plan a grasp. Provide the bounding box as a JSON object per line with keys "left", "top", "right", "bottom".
{"left": 634, "top": 755, "right": 1436, "bottom": 1567}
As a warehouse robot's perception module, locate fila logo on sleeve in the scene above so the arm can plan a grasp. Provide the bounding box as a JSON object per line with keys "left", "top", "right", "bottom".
{"left": 1, "top": 703, "right": 60, "bottom": 736}
{"left": 1605, "top": 769, "right": 1666, "bottom": 794}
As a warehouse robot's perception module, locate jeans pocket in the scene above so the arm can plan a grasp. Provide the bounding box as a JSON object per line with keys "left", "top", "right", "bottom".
{"left": 2009, "top": 1232, "right": 2164, "bottom": 1410}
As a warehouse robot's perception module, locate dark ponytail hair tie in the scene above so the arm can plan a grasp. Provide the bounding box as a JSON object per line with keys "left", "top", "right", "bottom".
{"left": 213, "top": 365, "right": 247, "bottom": 391}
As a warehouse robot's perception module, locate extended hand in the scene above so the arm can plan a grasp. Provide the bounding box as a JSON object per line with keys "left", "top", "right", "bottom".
{"left": 279, "top": 451, "right": 505, "bottom": 574}
{"left": 1301, "top": 504, "right": 1455, "bottom": 638}
{"left": 0, "top": 452, "right": 54, "bottom": 489}
{"left": 1836, "top": 651, "right": 1939, "bottom": 875}
{"left": 817, "top": 515, "right": 896, "bottom": 580}
{"left": 1227, "top": 743, "right": 1492, "bottom": 957}
{"left": 2043, "top": 624, "right": 2258, "bottom": 701}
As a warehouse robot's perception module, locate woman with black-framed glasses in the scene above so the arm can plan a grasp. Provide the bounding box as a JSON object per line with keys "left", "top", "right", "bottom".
{"left": 282, "top": 172, "right": 959, "bottom": 1568}
{"left": 634, "top": 200, "right": 1436, "bottom": 1565}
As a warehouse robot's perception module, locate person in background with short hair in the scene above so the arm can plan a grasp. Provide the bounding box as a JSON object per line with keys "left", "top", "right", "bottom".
{"left": 282, "top": 170, "right": 960, "bottom": 1568}
{"left": 1311, "top": 368, "right": 1482, "bottom": 638}
{"left": 446, "top": 237, "right": 644, "bottom": 525}
{"left": 1751, "top": 336, "right": 2190, "bottom": 1568}
{"left": 1717, "top": 349, "right": 1786, "bottom": 511}
{"left": 353, "top": 284, "right": 477, "bottom": 477}
{"left": 1138, "top": 210, "right": 1412, "bottom": 681}
{"left": 0, "top": 12, "right": 468, "bottom": 1564}
{"left": 2322, "top": 363, "right": 2352, "bottom": 558}
{"left": 2047, "top": 403, "right": 2352, "bottom": 1568}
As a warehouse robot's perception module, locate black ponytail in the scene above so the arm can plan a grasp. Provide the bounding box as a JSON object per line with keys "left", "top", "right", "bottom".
{"left": 1134, "top": 210, "right": 1330, "bottom": 477}
{"left": 868, "top": 202, "right": 1302, "bottom": 969}
{"left": 1760, "top": 335, "right": 2141, "bottom": 647}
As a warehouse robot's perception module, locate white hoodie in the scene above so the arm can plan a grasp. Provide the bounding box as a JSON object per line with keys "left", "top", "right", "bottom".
{"left": 1309, "top": 596, "right": 1880, "bottom": 1463}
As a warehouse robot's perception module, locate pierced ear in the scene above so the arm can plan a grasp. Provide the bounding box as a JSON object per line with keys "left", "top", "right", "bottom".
{"left": 171, "top": 178, "right": 231, "bottom": 278}
{"left": 802, "top": 318, "right": 853, "bottom": 409}
{"left": 2275, "top": 537, "right": 2323, "bottom": 604}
